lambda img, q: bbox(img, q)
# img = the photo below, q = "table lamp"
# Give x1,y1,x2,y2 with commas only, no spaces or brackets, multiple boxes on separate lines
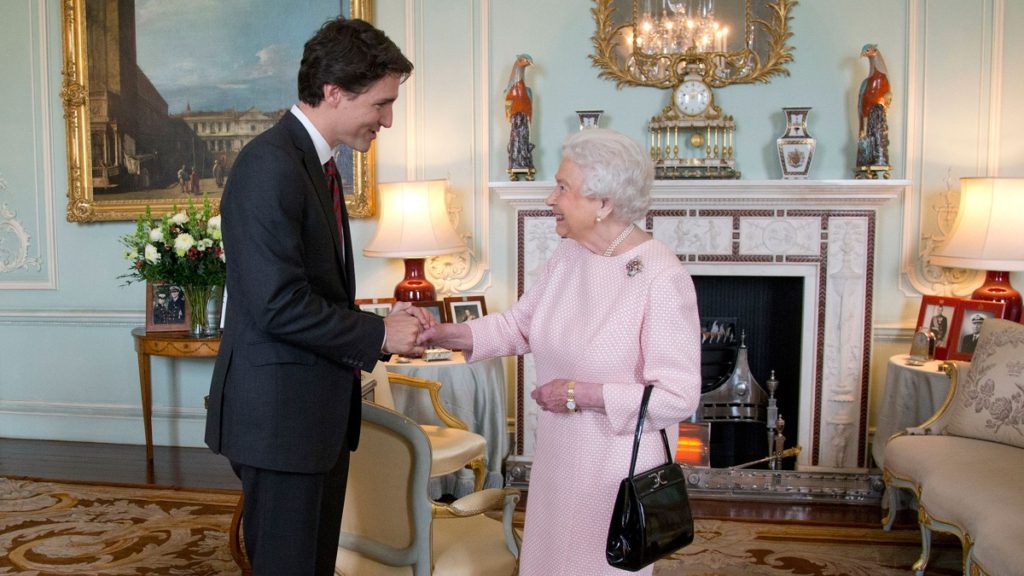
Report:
930,177,1024,321
363,179,466,302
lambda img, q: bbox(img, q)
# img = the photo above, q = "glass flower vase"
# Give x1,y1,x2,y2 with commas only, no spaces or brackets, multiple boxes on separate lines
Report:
182,284,223,337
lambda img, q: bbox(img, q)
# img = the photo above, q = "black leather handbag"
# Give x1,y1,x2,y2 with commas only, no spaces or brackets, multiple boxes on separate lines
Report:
606,385,694,571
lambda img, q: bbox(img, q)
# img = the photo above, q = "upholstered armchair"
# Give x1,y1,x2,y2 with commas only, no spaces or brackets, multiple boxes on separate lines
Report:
335,401,520,575
228,364,489,576
363,361,487,493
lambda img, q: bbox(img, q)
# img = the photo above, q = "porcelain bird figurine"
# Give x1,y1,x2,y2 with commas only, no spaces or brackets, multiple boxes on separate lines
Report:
856,43,892,178
504,53,535,180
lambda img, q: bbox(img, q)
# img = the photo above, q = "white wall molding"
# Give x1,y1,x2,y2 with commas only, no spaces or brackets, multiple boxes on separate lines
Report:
0,0,57,290
0,400,207,447
417,0,492,295
900,0,1003,298
0,309,142,327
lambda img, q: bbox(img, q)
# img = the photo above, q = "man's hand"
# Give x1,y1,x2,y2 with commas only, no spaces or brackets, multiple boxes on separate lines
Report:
382,302,435,356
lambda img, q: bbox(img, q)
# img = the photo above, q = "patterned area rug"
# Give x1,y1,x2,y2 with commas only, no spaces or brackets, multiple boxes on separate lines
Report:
2,477,961,575
0,477,240,575
653,517,962,576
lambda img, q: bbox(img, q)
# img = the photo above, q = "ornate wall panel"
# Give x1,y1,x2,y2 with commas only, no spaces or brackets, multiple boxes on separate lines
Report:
0,0,55,289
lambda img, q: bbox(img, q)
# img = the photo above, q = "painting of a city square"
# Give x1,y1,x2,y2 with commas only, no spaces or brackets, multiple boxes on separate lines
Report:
85,0,350,202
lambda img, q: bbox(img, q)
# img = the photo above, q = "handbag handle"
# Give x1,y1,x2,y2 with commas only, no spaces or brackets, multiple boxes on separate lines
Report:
626,384,674,480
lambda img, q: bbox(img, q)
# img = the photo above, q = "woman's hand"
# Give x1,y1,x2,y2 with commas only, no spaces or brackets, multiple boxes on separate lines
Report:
531,379,605,414
418,322,473,351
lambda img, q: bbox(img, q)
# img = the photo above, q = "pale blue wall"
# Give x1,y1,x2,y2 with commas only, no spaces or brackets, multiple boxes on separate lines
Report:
1,0,1020,448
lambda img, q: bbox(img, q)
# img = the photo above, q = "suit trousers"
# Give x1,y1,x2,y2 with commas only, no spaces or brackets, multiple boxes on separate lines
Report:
232,439,351,576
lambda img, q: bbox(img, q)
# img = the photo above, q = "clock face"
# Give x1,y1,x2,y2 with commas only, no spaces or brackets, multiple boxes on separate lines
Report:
674,80,711,116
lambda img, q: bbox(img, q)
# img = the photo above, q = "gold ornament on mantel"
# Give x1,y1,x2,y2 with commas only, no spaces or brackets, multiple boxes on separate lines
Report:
588,0,801,180
649,62,739,179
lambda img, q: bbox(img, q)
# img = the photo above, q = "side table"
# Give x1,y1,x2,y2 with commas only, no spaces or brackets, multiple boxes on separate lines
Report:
131,327,220,461
871,353,952,469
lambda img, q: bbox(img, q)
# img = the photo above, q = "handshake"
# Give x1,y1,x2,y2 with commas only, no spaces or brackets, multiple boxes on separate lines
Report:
381,301,472,357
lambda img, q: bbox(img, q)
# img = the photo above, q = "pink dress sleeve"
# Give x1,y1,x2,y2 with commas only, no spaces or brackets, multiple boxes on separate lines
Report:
601,261,702,435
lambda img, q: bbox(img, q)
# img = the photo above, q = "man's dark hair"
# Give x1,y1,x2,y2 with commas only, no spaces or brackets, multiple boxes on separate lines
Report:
297,17,413,105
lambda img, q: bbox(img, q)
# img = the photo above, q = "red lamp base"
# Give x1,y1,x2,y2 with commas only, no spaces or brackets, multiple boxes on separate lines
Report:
972,270,1022,322
394,258,437,302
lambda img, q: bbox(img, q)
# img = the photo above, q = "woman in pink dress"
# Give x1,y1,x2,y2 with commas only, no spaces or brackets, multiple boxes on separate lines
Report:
422,128,701,575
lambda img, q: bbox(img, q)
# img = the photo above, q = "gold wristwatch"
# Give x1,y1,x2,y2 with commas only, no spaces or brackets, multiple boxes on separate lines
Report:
566,380,577,412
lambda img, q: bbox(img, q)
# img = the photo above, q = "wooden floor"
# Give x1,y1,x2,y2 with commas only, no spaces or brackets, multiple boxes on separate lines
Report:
0,437,906,527
0,438,240,492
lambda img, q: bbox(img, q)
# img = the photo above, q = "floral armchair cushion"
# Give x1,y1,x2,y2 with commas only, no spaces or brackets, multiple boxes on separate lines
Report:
946,318,1024,449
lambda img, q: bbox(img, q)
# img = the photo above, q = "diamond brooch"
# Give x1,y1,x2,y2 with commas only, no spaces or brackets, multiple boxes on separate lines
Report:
626,257,643,277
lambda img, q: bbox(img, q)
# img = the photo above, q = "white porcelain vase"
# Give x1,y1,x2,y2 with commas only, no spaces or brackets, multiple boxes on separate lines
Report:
777,107,816,179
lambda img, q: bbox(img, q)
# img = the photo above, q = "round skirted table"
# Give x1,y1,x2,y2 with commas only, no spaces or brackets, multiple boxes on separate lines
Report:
872,354,952,469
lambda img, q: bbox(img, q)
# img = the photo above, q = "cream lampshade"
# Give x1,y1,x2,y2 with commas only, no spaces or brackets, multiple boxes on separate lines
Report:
930,177,1024,321
363,179,465,302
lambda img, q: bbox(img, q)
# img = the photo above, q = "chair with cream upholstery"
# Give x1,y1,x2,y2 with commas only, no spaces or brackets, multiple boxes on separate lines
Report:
362,361,487,493
228,364,489,576
335,400,520,575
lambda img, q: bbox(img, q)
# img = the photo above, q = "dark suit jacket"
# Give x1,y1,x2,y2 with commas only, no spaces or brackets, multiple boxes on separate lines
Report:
205,112,384,474
960,331,980,354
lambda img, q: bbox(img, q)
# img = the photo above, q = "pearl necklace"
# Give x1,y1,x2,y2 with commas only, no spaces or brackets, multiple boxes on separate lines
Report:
603,223,636,257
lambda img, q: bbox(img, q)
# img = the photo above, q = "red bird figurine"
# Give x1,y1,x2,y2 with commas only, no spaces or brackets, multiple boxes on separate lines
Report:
858,44,891,138
856,44,892,177
505,53,535,180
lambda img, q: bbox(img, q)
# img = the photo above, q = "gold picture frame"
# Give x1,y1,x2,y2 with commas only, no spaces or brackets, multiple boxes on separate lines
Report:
60,0,376,222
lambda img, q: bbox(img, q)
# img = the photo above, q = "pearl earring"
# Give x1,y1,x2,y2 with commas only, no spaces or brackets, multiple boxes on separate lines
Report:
596,215,603,223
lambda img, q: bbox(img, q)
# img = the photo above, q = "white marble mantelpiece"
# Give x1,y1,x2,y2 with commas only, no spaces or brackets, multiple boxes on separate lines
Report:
494,179,907,473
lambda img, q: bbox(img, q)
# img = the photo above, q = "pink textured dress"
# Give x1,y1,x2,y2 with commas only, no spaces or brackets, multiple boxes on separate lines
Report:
468,238,702,575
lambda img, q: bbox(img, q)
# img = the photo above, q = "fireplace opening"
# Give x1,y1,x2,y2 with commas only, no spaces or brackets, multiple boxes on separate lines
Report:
688,275,804,469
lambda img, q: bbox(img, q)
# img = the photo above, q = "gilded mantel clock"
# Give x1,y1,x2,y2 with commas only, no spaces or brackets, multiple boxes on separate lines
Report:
590,0,801,181
650,63,738,179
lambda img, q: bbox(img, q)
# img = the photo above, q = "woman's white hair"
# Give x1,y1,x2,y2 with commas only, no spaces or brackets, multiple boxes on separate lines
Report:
561,128,654,224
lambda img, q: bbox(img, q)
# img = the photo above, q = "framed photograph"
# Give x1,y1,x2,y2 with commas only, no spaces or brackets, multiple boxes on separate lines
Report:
444,296,487,324
60,0,376,222
915,295,960,360
145,282,190,332
356,297,396,318
413,300,446,324
948,299,1006,361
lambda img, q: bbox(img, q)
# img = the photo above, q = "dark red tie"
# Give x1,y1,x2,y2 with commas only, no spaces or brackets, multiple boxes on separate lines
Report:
324,158,345,250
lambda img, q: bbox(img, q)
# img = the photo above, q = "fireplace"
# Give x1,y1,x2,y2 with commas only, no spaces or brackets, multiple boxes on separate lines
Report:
693,275,804,468
494,179,905,499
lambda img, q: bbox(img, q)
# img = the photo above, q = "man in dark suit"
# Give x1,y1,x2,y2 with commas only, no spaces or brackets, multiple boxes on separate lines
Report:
204,17,426,575
959,313,985,353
